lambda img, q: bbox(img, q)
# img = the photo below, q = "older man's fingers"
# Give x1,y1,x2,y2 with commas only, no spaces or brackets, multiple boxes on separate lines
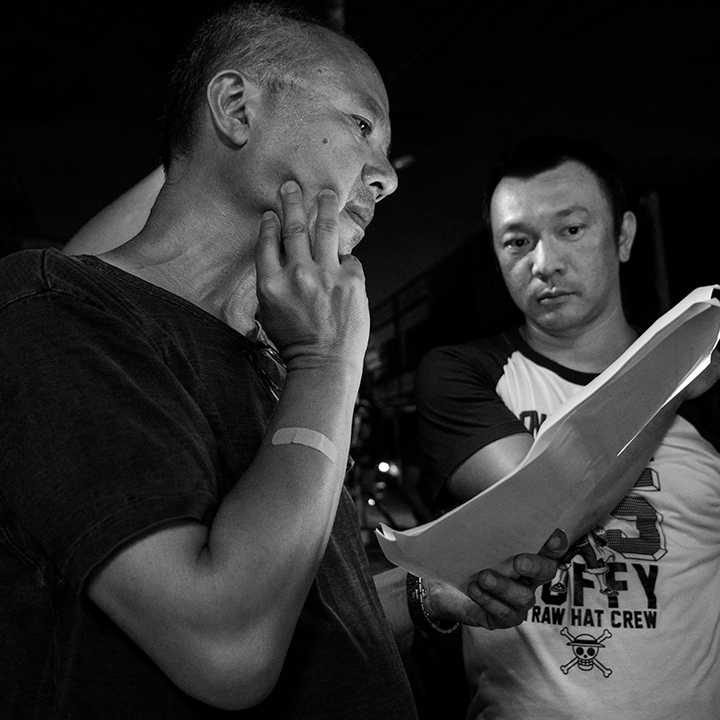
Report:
278,180,312,262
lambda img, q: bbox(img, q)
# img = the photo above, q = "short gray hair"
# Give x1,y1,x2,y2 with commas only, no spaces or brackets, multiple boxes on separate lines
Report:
158,1,347,169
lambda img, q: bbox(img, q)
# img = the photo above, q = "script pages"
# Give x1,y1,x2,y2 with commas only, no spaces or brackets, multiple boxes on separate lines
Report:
376,285,720,594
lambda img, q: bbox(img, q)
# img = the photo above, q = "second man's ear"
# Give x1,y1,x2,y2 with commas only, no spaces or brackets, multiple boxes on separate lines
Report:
618,210,637,263
206,70,262,148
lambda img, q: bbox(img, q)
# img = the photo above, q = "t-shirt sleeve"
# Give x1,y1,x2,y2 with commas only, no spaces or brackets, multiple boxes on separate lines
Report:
415,342,529,502
0,290,219,594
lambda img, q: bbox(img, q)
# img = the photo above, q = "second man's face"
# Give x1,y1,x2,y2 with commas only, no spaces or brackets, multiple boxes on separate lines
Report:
490,160,631,337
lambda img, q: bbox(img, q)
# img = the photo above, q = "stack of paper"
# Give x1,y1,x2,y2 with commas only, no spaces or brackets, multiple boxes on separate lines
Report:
376,286,720,594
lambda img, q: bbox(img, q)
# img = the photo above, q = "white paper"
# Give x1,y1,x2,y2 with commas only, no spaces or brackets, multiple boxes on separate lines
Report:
376,285,720,594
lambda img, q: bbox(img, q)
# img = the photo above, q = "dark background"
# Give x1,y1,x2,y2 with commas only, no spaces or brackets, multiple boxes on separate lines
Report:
3,1,719,311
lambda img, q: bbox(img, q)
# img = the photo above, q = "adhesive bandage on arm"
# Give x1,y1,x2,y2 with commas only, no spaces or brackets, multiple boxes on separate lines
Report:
271,427,338,463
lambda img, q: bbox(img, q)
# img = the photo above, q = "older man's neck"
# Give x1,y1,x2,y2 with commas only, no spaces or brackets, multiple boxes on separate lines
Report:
98,214,260,337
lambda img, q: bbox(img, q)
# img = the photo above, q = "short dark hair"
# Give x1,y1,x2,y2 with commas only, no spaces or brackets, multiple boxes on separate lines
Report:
158,1,343,170
482,134,628,237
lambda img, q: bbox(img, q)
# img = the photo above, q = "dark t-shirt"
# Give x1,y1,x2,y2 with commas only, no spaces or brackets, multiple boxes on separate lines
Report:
0,248,417,719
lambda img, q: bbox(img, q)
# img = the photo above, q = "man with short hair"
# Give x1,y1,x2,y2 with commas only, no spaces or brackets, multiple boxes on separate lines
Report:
416,134,720,719
0,4,558,718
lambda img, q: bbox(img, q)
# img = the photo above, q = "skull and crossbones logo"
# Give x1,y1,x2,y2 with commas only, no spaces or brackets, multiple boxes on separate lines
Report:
560,628,613,677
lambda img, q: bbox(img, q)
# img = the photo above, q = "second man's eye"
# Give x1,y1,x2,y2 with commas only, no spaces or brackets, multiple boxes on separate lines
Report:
503,236,529,251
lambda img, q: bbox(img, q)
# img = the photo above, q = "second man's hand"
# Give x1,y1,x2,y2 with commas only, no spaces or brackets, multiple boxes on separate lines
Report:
424,552,559,631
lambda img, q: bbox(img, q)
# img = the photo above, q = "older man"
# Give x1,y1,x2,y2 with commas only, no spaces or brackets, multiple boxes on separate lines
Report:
0,4,558,718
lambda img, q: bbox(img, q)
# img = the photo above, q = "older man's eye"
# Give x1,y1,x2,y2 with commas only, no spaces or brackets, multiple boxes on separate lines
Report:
353,116,372,138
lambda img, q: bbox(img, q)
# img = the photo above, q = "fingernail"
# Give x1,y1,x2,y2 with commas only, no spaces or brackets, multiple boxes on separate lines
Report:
318,188,336,198
551,529,568,552
517,557,532,574
281,180,299,194
262,210,276,222
481,573,498,590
